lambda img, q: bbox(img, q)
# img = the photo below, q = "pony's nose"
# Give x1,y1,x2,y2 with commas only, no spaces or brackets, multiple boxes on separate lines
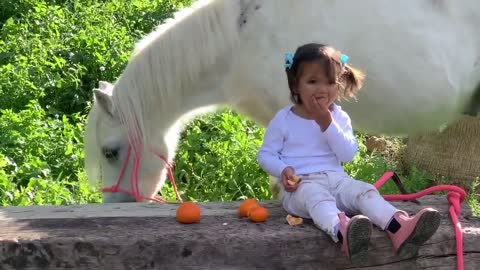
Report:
102,192,136,203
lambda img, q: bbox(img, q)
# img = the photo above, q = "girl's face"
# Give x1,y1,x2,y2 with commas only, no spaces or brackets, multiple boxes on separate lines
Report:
295,61,338,112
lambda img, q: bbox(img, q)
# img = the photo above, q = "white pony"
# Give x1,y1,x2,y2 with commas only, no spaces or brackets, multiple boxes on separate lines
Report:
85,0,480,203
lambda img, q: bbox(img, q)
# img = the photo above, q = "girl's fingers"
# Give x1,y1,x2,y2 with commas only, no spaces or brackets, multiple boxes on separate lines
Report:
312,96,329,115
282,176,291,190
312,96,322,110
289,183,299,192
281,167,299,192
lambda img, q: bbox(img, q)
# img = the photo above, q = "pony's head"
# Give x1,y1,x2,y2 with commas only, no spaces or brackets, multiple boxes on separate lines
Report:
84,81,167,203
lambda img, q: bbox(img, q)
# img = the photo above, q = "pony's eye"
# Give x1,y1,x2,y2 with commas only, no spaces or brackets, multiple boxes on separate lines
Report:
102,147,119,161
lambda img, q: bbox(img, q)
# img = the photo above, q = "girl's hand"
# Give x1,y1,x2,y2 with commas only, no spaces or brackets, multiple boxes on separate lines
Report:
281,167,301,192
310,95,332,131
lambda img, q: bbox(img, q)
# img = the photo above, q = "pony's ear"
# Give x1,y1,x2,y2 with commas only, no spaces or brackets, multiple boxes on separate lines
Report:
98,81,114,92
93,86,115,117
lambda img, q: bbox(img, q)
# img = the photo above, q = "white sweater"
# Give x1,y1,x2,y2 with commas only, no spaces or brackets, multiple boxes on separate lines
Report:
257,103,358,178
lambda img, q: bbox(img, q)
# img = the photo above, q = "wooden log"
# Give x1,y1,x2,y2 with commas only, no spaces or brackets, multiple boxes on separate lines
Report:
0,195,478,270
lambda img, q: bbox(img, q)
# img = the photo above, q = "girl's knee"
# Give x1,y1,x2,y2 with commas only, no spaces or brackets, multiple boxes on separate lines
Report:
337,181,379,211
350,180,379,198
358,188,380,199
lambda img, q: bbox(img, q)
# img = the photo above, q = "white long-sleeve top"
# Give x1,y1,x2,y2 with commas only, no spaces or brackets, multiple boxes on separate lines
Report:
257,103,358,178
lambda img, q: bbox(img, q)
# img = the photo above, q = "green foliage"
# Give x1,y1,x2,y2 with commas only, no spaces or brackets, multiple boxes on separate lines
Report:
0,0,192,115
0,0,65,28
166,109,269,202
467,178,480,216
0,101,101,205
0,101,83,183
0,169,101,206
344,137,434,195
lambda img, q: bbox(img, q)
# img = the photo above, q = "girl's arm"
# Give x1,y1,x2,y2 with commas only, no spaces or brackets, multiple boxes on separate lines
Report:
257,115,288,178
322,110,358,162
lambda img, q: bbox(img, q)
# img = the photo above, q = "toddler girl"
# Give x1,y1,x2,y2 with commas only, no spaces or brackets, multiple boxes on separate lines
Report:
257,43,440,263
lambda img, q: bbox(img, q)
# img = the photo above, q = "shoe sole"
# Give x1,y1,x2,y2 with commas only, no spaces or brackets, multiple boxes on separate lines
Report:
397,209,441,258
347,216,372,264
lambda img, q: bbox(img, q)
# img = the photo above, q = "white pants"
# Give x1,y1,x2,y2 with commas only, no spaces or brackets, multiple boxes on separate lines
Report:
280,171,398,242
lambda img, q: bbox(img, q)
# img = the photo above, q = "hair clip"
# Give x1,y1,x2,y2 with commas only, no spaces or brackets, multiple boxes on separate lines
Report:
340,54,349,65
285,52,294,69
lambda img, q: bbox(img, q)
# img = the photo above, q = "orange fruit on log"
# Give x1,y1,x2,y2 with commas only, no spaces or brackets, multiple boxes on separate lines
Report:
239,198,258,217
246,205,259,217
249,206,269,223
176,201,201,224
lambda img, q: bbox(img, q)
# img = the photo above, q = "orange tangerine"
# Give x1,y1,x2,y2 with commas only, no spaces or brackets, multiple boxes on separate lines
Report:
239,198,258,217
249,206,269,223
176,201,201,224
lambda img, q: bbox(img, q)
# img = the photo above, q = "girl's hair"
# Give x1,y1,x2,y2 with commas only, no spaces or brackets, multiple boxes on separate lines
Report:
285,43,366,104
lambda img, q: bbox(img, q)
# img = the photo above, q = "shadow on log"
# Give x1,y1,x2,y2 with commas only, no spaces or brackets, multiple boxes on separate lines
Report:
0,195,478,270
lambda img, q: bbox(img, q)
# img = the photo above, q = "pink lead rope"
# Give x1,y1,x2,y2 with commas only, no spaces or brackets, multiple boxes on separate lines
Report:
375,171,466,270
101,145,183,203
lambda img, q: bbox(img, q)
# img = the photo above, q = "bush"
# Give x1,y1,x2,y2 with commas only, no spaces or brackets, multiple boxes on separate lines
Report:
0,101,84,183
0,0,192,115
0,100,100,205
0,0,66,28
343,136,434,195
167,109,269,202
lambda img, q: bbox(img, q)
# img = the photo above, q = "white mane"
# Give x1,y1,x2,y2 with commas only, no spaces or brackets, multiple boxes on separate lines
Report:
111,0,239,149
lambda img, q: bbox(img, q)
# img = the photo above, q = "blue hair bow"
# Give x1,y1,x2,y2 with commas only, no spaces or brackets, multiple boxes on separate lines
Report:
340,54,349,65
285,52,294,69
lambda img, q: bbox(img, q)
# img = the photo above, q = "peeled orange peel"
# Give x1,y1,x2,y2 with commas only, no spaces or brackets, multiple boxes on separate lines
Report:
287,175,300,186
286,214,303,226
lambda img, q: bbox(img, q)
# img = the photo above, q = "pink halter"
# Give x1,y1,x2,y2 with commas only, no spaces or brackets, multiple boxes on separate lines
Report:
101,144,183,203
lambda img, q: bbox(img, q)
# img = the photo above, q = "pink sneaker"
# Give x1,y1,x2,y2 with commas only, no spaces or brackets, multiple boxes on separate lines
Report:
386,208,441,257
338,212,372,264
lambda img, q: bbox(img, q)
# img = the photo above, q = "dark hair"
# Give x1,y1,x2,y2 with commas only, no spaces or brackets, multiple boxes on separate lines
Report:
285,43,366,104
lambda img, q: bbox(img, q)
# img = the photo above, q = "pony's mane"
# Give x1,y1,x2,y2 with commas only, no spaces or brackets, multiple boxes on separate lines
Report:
111,0,239,150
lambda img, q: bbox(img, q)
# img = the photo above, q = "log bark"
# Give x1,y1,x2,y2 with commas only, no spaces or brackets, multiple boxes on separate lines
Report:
0,195,478,270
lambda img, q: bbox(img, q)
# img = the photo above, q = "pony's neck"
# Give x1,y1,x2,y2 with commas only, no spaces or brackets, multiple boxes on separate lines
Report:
111,0,240,152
